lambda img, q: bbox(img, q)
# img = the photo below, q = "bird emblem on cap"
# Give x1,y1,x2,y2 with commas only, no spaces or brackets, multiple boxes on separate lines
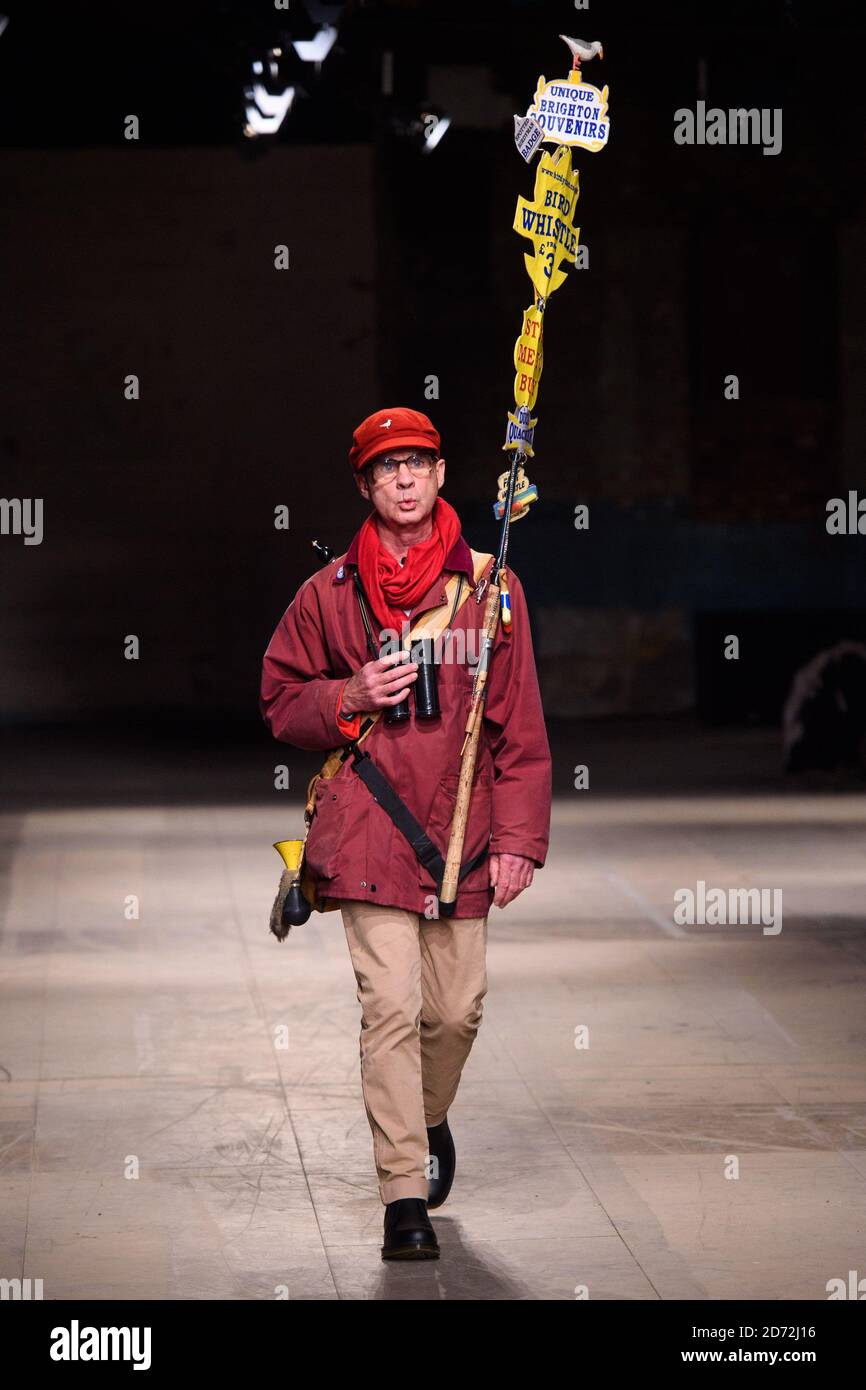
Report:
380,417,392,428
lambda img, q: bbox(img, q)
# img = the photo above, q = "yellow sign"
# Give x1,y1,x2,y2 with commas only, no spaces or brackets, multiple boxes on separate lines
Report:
510,144,580,409
497,45,610,520
513,145,580,303
512,303,544,408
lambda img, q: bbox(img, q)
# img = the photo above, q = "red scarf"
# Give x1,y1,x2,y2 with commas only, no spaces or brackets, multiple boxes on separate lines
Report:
357,495,462,636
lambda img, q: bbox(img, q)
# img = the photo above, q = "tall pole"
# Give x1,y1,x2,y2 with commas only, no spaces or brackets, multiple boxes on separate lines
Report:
437,35,611,918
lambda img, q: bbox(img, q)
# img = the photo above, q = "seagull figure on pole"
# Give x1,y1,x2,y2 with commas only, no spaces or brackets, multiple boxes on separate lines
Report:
559,35,604,71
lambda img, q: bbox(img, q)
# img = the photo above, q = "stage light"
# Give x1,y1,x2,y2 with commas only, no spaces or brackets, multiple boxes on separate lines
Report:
423,112,450,153
292,24,338,67
243,84,295,136
388,105,451,155
242,43,296,139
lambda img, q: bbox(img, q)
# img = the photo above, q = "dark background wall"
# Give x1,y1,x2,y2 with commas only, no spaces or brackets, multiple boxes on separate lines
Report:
0,144,377,721
2,0,865,730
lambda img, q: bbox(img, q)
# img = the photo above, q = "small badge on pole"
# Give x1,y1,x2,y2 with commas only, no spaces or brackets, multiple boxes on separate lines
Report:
493,461,538,524
513,113,545,163
503,404,538,457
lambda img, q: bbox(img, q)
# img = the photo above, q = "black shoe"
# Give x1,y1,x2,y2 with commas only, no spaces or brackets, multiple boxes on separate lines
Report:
426,1115,456,1210
381,1197,440,1260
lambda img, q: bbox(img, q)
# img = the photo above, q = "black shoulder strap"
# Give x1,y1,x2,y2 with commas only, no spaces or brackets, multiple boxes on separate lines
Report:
349,746,488,889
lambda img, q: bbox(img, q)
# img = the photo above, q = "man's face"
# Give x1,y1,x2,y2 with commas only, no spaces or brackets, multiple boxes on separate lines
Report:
356,447,446,528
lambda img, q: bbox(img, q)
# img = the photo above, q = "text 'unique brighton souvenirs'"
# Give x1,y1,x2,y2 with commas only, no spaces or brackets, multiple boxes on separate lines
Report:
522,35,610,154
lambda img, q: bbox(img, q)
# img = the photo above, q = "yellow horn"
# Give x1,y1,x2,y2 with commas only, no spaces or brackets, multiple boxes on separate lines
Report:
271,839,313,932
273,839,305,873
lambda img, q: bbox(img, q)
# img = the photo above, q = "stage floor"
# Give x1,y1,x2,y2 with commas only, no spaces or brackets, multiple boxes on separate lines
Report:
1,720,865,1300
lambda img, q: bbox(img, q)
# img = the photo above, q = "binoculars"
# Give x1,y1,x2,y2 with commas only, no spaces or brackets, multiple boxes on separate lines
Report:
310,540,442,725
383,637,440,723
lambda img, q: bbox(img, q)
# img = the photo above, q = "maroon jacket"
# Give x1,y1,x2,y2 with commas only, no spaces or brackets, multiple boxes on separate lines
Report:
259,524,551,918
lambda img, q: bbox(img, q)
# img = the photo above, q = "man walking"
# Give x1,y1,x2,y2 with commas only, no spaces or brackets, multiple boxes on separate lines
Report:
260,407,551,1260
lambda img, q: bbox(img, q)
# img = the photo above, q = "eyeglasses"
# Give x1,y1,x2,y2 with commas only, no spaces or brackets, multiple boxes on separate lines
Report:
368,453,437,483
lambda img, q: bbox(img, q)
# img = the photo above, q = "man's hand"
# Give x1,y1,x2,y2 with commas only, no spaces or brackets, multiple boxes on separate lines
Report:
489,851,535,909
341,649,418,715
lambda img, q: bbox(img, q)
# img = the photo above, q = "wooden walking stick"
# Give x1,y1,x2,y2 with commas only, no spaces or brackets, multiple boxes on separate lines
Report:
437,34,611,918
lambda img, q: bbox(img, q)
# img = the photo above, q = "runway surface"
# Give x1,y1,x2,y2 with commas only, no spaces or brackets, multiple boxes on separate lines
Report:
1,720,865,1300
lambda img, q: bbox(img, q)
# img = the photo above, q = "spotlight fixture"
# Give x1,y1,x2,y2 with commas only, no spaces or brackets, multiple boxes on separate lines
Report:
242,48,295,138
292,24,338,68
422,111,450,154
389,104,451,155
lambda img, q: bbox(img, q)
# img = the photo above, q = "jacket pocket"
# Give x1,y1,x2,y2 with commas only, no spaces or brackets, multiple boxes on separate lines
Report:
305,773,357,880
418,769,493,892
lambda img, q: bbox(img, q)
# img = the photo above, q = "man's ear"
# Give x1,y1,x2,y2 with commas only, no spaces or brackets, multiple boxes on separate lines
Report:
355,471,369,500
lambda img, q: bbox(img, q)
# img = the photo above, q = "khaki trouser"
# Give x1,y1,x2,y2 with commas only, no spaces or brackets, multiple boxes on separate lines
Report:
340,900,489,1205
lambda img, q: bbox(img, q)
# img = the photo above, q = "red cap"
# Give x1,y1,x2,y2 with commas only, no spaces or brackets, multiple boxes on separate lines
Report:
348,407,441,473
